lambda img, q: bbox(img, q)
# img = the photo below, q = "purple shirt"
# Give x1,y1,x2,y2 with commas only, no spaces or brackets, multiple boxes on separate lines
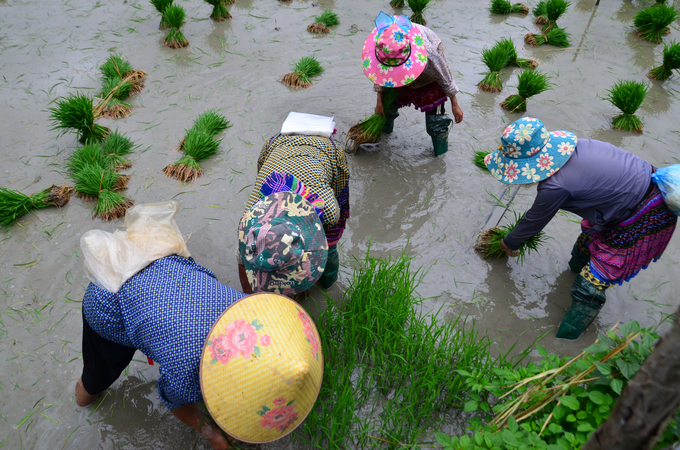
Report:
504,139,653,250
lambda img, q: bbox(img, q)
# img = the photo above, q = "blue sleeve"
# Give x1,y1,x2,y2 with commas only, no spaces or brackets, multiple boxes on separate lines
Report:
156,367,200,410
503,186,571,250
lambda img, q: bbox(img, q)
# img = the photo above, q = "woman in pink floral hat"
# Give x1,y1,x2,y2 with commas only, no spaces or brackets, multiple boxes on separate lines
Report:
361,11,464,156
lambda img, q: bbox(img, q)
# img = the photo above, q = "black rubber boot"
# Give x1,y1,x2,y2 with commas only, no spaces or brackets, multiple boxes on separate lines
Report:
556,275,607,340
317,245,339,289
425,113,452,157
383,110,399,134
568,234,591,274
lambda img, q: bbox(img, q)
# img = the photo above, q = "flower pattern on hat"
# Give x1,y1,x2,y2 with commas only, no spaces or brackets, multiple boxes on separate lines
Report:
208,318,267,365
257,398,299,433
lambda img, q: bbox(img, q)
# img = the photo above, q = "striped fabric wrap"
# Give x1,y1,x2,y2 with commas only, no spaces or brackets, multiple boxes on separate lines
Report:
260,172,325,223
585,185,677,285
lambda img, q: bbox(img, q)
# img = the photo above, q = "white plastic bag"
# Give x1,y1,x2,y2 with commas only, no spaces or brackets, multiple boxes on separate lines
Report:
80,201,191,293
280,112,335,138
652,165,680,215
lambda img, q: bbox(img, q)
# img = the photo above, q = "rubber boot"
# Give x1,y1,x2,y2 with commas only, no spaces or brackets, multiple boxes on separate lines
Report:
317,245,339,289
568,237,590,274
383,110,399,134
556,275,607,340
426,113,452,156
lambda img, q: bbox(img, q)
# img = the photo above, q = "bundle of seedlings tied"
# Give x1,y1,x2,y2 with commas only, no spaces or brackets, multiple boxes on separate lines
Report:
49,93,110,144
533,1,548,25
408,0,430,25
501,69,552,112
525,27,571,47
164,110,229,182
307,10,339,34
71,164,134,221
541,0,570,32
66,131,136,174
497,37,538,69
347,88,400,152
475,212,547,264
490,0,529,15
648,41,680,80
478,44,510,92
634,4,678,44
605,80,648,134
98,76,134,119
150,0,174,28
163,4,189,48
0,184,74,229
473,150,492,170
100,53,146,94
204,0,231,21
282,56,324,88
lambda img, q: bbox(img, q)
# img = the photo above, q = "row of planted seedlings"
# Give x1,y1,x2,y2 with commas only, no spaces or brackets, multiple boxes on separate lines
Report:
295,249,525,448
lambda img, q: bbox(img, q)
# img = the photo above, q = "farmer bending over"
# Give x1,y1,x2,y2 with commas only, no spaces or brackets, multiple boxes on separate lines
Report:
484,117,677,340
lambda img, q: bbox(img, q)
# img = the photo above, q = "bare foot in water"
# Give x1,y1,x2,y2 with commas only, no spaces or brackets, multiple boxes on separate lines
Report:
75,377,101,407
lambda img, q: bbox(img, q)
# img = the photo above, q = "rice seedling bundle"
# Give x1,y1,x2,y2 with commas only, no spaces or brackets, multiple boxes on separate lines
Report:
500,69,552,112
99,53,147,94
0,185,74,228
66,142,107,175
474,212,548,264
204,0,231,21
490,0,529,15
390,0,405,7
605,80,648,134
524,27,571,47
49,93,110,143
282,56,324,88
163,5,189,48
473,151,491,170
634,4,678,44
102,130,135,171
71,164,133,220
408,0,430,25
150,0,174,28
98,77,134,119
648,41,680,80
533,1,548,25
346,88,400,153
496,37,539,69
307,9,339,34
543,0,570,31
164,110,228,182
478,45,511,92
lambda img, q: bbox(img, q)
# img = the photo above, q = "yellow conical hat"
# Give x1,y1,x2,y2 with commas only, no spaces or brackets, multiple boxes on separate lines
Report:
199,293,323,443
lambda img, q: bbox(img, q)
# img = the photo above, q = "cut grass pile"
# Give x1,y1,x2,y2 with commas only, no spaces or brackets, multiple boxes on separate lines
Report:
605,80,648,133
478,44,511,92
475,212,548,264
282,56,324,88
307,10,339,34
0,185,74,229
500,69,552,112
150,0,173,28
490,0,529,15
204,0,231,21
49,93,110,144
295,249,523,448
648,41,680,80
163,109,230,182
163,4,189,48
408,0,430,25
634,4,678,44
525,27,571,47
346,88,400,153
496,37,538,69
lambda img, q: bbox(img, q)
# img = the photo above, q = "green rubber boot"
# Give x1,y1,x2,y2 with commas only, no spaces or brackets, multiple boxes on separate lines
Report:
426,114,452,156
556,275,607,340
317,245,339,289
383,110,399,134
568,235,591,273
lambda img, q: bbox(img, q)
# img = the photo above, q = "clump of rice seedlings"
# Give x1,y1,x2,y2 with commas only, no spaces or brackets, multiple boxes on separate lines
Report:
533,1,548,25
204,0,231,21
477,45,511,92
102,130,135,171
605,80,648,134
66,142,107,174
346,88,400,153
150,0,174,28
634,4,678,44
390,0,405,7
163,4,189,48
408,0,430,25
0,185,74,228
307,10,339,34
475,212,548,264
163,130,222,182
99,53,147,93
496,37,538,69
282,56,324,88
49,93,110,143
192,109,231,137
501,69,552,112
490,0,529,15
98,77,133,119
543,0,570,31
524,27,571,47
71,164,133,220
473,151,491,170
648,41,680,80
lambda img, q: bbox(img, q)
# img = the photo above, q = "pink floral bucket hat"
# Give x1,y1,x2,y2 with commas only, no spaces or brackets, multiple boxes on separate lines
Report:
361,12,427,88
484,117,578,185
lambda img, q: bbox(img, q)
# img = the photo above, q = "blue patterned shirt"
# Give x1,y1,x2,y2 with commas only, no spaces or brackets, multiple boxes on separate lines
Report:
82,255,245,409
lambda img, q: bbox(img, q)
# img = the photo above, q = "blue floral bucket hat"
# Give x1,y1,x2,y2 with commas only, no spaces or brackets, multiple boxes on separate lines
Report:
484,117,578,185
239,191,328,295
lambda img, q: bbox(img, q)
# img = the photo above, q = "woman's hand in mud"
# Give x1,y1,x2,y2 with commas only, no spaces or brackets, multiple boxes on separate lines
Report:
500,239,519,257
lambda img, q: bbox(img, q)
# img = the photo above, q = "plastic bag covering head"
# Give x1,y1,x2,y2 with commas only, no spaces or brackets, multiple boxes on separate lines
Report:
652,164,680,215
123,201,190,259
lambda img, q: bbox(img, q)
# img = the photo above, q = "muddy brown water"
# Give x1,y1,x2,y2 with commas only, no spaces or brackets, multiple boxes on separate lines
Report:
1,0,679,448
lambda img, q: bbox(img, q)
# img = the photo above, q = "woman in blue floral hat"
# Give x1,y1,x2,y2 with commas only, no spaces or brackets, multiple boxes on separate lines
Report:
484,117,677,340
360,11,464,156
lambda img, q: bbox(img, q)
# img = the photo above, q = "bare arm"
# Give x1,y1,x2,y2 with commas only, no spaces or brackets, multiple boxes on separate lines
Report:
171,403,233,450
449,94,463,124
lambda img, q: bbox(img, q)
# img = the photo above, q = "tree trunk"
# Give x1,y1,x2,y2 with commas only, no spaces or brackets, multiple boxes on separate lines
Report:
583,306,680,450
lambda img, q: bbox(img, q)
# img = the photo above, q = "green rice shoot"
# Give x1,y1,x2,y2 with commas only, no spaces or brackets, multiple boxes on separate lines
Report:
524,27,571,48
99,53,147,94
605,80,648,133
282,56,324,88
94,189,134,222
648,41,680,80
316,10,339,27
0,185,74,229
408,0,430,25
478,45,511,92
544,0,570,31
192,109,231,137
500,69,552,112
150,0,174,28
634,4,678,44
475,212,548,264
66,142,106,174
102,130,135,171
204,0,231,21
71,164,129,200
496,37,538,69
346,88,400,152
490,0,529,15
473,151,492,170
164,119,225,182
48,93,110,143
163,5,189,48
